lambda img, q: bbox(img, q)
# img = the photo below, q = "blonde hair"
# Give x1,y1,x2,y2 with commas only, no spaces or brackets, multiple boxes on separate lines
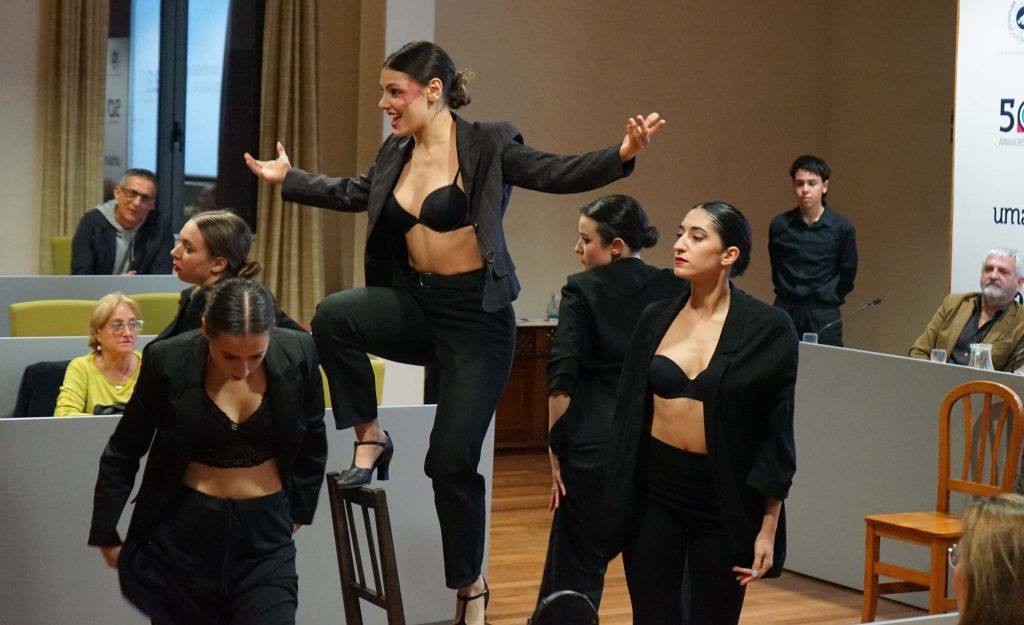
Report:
959,493,1024,625
88,292,142,353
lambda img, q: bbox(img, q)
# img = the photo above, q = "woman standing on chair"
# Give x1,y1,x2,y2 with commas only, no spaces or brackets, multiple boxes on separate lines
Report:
539,194,683,612
156,209,303,342
88,278,326,625
244,41,664,624
603,202,798,625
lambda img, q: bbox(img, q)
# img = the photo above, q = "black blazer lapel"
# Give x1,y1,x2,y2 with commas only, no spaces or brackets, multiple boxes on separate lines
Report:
454,115,482,203
264,336,302,442
366,135,414,235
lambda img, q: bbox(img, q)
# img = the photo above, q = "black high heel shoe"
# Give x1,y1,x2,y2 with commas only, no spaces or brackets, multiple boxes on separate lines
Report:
454,577,489,625
335,431,393,488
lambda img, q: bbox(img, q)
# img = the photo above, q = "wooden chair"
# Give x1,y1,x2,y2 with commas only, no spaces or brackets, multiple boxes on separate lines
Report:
861,380,1024,621
326,474,405,625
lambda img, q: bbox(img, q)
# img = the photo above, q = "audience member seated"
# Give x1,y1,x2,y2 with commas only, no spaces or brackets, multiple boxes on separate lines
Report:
156,209,302,342
54,293,143,416
909,248,1024,371
71,168,173,275
951,493,1024,624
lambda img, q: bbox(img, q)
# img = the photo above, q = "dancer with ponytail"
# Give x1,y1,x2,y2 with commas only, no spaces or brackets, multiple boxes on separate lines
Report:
245,40,665,624
158,210,302,341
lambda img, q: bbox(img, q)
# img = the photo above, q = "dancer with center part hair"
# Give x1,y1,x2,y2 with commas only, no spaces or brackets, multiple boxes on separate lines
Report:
88,279,326,625
538,194,684,613
244,40,665,624
604,202,797,624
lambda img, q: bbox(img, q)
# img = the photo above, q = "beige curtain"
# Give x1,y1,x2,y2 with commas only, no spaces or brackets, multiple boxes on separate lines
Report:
38,0,110,273
255,0,324,325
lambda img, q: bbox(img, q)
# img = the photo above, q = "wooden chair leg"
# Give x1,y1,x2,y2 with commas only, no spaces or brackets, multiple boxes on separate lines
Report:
862,525,880,623
928,541,949,614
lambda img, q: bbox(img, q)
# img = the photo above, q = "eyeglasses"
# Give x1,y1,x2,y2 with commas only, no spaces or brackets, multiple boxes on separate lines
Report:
119,187,156,203
108,319,144,333
947,543,960,568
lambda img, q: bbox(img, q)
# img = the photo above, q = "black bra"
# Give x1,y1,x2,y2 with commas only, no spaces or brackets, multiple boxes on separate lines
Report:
192,393,276,468
649,354,710,401
385,168,471,234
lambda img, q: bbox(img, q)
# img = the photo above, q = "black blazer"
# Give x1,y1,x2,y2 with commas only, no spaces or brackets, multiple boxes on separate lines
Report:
602,286,798,577
88,328,327,557
547,258,685,453
71,207,174,275
281,115,634,312
153,286,305,343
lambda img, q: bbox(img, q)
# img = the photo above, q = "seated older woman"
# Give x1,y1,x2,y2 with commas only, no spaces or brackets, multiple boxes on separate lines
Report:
54,293,143,416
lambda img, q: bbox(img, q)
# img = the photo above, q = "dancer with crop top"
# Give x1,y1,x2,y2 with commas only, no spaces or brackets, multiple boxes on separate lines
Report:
244,40,664,624
603,202,798,624
88,278,326,625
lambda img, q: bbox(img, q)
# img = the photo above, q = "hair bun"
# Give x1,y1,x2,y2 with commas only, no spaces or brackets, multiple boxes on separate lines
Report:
448,69,473,109
642,225,660,248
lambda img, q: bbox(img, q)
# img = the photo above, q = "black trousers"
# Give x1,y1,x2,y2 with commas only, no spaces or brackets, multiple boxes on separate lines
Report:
119,487,297,625
310,268,516,589
623,437,745,625
774,300,842,346
538,444,609,612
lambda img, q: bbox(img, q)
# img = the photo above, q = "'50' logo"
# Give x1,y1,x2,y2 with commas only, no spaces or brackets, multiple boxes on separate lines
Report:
1000,99,1024,132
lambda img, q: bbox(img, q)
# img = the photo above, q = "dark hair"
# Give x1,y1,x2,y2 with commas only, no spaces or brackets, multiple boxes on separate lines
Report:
203,278,276,337
191,210,261,280
120,168,157,188
383,41,471,109
789,155,831,183
690,201,752,277
580,194,658,252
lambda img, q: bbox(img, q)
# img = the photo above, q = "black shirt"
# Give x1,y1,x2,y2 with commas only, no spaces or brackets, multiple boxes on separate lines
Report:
951,296,1006,365
768,205,857,307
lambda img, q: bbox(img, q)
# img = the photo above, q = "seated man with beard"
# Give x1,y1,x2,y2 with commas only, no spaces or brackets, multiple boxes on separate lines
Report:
910,248,1024,371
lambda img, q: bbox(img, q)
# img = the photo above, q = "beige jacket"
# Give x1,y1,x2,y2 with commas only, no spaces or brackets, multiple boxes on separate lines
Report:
909,292,1024,371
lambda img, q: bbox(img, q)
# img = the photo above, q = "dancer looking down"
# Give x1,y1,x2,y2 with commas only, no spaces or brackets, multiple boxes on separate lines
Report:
245,40,664,625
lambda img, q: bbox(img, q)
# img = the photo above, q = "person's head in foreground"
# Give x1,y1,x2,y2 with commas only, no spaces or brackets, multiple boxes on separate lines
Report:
201,278,277,381
673,201,751,283
952,493,1024,625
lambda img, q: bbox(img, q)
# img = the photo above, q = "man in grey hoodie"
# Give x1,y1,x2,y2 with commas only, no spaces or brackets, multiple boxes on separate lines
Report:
71,169,173,275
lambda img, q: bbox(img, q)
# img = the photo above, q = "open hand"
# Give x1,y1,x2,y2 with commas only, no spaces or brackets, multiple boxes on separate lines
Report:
619,113,666,162
244,142,292,185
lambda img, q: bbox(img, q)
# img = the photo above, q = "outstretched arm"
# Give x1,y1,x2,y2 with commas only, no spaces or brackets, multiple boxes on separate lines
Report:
501,113,666,194
244,142,375,213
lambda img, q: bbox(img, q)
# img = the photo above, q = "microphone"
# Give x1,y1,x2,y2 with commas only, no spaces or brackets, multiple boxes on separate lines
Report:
818,298,882,334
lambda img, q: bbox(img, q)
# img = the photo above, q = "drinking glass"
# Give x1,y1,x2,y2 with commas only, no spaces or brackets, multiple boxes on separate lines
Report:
930,348,947,363
802,333,819,344
968,343,994,370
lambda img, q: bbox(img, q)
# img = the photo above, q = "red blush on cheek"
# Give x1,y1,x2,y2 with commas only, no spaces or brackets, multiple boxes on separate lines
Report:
400,84,422,106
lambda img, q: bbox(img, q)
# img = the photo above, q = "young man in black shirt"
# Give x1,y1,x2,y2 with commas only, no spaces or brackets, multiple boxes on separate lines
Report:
768,155,857,346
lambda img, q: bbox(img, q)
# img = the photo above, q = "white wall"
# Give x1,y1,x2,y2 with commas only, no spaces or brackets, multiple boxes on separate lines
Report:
0,0,44,275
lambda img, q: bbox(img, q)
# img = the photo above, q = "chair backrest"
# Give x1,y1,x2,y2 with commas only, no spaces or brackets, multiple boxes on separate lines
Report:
938,380,1024,512
9,300,97,337
128,292,180,335
50,236,73,275
325,475,405,625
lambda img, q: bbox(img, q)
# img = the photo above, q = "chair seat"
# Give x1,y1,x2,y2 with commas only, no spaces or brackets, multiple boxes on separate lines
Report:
865,511,962,540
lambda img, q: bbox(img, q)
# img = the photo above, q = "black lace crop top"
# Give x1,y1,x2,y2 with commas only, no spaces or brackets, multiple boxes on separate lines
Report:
192,393,276,468
384,168,471,233
649,354,711,401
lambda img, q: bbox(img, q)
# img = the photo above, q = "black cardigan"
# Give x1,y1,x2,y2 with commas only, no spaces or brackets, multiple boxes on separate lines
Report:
547,258,685,453
602,286,798,577
281,115,634,312
88,328,326,557
153,286,304,342
71,207,174,275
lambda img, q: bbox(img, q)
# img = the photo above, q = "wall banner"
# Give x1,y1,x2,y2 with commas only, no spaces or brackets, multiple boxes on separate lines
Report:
952,0,1024,290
